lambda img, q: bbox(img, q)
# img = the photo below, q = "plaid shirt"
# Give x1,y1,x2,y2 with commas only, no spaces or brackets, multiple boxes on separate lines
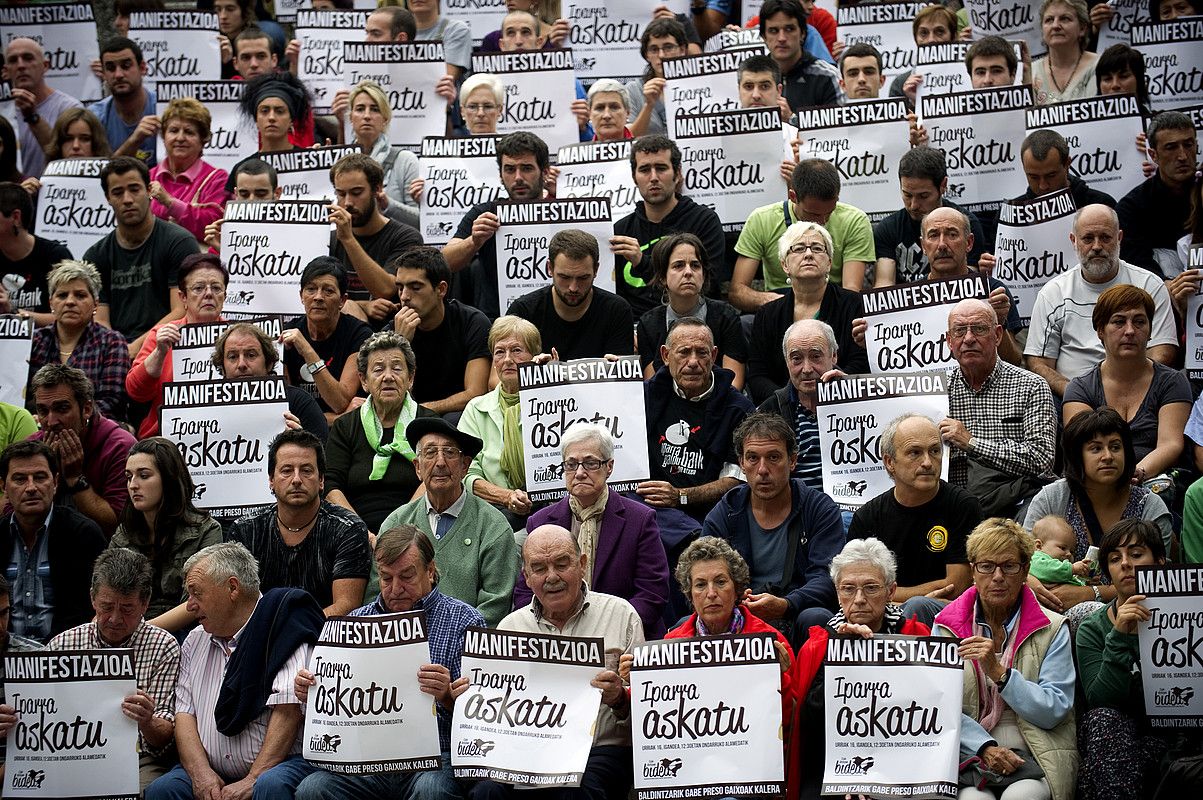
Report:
947,358,1057,488
47,620,180,757
350,587,484,751
29,322,131,420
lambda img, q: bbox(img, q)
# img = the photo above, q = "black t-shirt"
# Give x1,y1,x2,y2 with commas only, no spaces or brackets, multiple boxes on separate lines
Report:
0,236,72,313
646,391,735,489
410,299,491,404
846,481,980,588
637,299,747,373
85,219,199,340
872,201,987,284
285,384,330,441
329,219,423,302
507,286,634,361
282,314,373,413
453,201,502,318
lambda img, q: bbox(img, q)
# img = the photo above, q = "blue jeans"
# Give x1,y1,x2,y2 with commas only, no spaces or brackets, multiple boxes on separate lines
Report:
295,752,461,800
145,755,316,800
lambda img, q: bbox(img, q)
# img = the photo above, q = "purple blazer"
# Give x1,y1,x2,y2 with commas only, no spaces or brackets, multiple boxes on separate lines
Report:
516,492,670,639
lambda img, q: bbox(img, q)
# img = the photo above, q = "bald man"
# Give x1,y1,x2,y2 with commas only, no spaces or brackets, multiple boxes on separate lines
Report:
3,37,83,178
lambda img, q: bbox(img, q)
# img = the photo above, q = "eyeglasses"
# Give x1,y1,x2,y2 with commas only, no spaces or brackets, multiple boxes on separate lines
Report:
788,242,828,255
646,44,681,56
973,561,1024,576
562,458,609,473
186,282,226,296
420,446,463,461
949,323,993,339
836,583,886,598
464,103,499,114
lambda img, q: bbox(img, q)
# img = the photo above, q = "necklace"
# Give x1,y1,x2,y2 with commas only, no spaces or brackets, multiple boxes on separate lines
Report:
1049,50,1083,95
278,508,320,533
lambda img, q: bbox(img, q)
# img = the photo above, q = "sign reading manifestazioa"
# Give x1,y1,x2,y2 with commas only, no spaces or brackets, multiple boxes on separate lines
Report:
155,81,252,174
471,49,580,154
915,42,1024,95
33,157,112,256
661,48,758,141
262,144,360,202
836,1,928,85
127,11,221,87
220,200,333,316
861,274,991,373
0,3,102,102
557,141,639,222
564,0,689,81
1130,18,1203,112
1135,565,1203,728
518,357,649,503
173,317,284,383
342,41,448,148
419,136,504,246
993,189,1078,325
295,10,371,114
0,315,32,409
1183,246,1203,380
1026,95,1146,201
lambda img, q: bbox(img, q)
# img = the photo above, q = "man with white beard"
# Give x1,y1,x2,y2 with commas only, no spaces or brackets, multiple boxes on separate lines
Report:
1024,204,1178,398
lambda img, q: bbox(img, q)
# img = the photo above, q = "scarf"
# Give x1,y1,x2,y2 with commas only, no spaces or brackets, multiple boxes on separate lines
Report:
569,487,608,580
695,606,745,636
498,387,525,489
975,613,1021,732
361,394,417,480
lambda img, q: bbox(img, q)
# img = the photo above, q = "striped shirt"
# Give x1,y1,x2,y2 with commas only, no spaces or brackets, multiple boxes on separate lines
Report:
787,384,824,490
176,598,309,782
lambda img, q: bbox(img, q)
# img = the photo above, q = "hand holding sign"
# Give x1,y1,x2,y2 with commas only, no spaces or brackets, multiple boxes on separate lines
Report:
1113,593,1151,635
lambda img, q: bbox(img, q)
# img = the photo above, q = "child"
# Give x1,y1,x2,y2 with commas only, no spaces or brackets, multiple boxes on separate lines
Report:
1030,515,1090,586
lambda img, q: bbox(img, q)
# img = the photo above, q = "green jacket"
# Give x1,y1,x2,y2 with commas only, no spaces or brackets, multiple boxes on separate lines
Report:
110,513,224,619
1075,602,1146,718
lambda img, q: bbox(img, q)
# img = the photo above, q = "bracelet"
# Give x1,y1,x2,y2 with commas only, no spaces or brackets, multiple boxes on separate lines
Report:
1092,585,1102,602
307,360,327,376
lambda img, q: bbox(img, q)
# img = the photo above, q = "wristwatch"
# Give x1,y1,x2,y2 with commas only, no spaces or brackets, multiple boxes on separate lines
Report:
678,491,689,506
65,476,90,494
22,112,39,125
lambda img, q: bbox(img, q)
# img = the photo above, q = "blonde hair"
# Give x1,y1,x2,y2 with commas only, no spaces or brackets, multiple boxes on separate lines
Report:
349,80,393,124
161,98,212,142
487,315,541,354
966,517,1036,565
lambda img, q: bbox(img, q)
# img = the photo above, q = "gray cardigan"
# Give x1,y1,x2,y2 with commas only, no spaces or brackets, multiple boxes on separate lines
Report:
1023,478,1173,555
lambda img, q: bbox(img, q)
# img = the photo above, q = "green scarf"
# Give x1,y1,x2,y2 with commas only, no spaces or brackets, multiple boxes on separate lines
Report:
498,387,525,490
361,394,418,480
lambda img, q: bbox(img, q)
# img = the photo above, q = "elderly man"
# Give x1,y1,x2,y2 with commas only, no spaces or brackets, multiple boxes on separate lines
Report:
1025,204,1178,396
703,413,845,646
381,418,518,625
228,430,371,616
469,524,644,800
941,299,1056,515
846,413,979,627
145,542,324,800
293,525,485,800
517,423,670,638
3,37,82,178
47,548,180,788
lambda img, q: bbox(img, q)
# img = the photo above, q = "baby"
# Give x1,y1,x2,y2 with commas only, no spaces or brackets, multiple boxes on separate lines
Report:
1029,516,1090,586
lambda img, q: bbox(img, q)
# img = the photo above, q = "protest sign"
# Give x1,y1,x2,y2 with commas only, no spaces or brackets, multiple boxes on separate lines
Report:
296,10,371,114
1184,246,1203,380
661,48,758,138
445,0,508,42
127,11,221,89
419,136,504,246
0,81,18,173
262,144,359,201
343,42,448,147
160,377,290,520
33,157,112,256
796,100,911,218
220,200,332,316
817,373,950,510
962,0,1043,57
703,28,765,52
557,141,639,222
471,49,580,153
674,108,783,232
823,635,963,799
518,357,649,503
994,189,1078,325
861,274,991,373
0,3,101,103
452,626,605,785
493,197,614,312
303,612,442,773
173,317,284,383
836,2,927,85
155,81,252,174
920,86,1032,212
1184,104,1203,134
915,42,1024,95
2,649,139,799
564,0,689,81
1026,95,1147,201
1136,565,1203,728
1097,0,1150,51
1131,18,1203,111
630,634,784,799
0,316,31,408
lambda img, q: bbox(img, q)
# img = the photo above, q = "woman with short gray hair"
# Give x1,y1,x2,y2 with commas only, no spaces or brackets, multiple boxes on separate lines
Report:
587,79,633,141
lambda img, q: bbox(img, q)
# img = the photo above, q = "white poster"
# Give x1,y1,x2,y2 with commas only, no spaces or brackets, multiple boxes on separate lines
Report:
836,2,927,86
155,81,253,175
817,373,950,510
471,50,580,155
703,28,765,53
494,197,615,313
343,41,448,148
1186,103,1203,134
0,2,102,103
631,634,785,799
661,48,758,140
796,99,911,218
159,377,290,520
127,11,221,90
994,189,1078,325
304,612,443,773
444,0,508,42
173,317,284,383
564,0,689,81
33,157,112,257
915,42,1024,95
1183,246,1203,380
452,626,605,785
962,0,1043,57
861,274,991,373
557,141,639,223
1026,95,1147,201
518,357,649,503
0,315,31,408
823,635,963,799
674,108,783,232
296,9,371,114
418,135,504,246
220,201,332,317
1136,565,1203,728
262,144,359,202
0,81,19,173
1131,18,1203,112
1097,0,1150,51
2,649,139,799
920,86,1032,211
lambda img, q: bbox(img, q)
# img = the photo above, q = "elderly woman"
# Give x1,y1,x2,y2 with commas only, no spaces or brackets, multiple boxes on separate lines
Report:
935,518,1077,800
516,423,670,637
1031,0,1098,104
324,331,436,534
28,260,130,421
747,221,868,404
636,233,747,386
126,253,227,438
587,79,633,141
626,17,689,137
459,73,505,137
1064,285,1191,484
148,98,228,243
788,538,932,797
338,79,419,228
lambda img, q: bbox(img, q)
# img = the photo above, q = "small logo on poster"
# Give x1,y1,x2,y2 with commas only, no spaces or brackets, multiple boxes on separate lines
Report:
193,483,207,501
226,290,256,306
833,756,875,775
10,769,46,789
831,480,869,498
308,733,342,753
457,738,495,757
1154,687,1196,707
642,758,684,778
